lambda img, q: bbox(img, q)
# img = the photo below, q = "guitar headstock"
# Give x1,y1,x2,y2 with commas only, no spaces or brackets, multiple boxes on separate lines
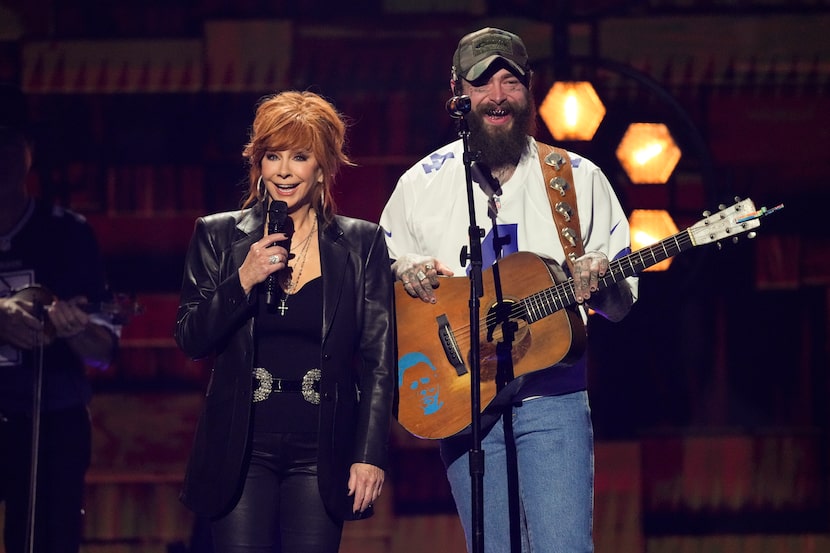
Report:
687,198,777,248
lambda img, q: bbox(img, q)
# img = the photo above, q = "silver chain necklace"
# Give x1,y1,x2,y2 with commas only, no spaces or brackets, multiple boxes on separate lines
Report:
277,214,317,316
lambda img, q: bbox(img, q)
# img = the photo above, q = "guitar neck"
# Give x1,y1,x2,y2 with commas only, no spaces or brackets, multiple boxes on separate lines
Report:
522,228,693,323
516,197,770,324
604,227,695,288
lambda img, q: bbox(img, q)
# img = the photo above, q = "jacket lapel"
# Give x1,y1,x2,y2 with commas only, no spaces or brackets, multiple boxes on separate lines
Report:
320,220,346,343
232,205,264,274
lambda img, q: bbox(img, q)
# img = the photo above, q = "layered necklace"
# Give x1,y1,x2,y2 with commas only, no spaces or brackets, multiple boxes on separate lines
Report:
277,212,317,316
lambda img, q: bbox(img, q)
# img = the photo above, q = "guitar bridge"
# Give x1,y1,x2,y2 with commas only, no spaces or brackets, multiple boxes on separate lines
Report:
437,314,467,376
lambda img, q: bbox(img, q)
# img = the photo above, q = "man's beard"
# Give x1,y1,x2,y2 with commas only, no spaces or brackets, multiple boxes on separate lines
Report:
467,97,537,170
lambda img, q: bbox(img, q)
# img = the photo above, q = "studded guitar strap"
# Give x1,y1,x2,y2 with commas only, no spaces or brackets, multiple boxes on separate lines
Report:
537,142,584,272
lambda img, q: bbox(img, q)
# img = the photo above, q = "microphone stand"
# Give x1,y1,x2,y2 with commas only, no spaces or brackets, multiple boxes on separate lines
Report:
449,93,523,552
479,188,522,553
447,94,486,553
25,299,46,553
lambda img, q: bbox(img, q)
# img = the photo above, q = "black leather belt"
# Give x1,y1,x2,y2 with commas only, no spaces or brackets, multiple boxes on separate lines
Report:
270,378,303,392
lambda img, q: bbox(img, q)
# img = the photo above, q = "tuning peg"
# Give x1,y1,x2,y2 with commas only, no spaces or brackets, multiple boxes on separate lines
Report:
716,242,723,250
732,237,740,244
718,204,726,210
734,196,742,202
702,210,711,217
747,232,757,239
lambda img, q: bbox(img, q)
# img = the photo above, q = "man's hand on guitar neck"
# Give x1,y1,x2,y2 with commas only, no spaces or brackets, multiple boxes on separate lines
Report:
571,252,609,304
572,251,634,322
392,253,454,304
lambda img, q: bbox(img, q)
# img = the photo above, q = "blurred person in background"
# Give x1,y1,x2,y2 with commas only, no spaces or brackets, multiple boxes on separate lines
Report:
0,84,119,553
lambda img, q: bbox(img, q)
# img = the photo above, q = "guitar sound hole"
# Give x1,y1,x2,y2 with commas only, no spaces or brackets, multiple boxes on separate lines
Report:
474,301,532,382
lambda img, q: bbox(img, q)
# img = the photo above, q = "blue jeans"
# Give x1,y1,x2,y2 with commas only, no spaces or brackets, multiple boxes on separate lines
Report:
440,391,594,553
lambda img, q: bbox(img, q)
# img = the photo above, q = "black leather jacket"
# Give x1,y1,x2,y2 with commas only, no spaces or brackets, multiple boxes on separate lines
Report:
175,203,395,520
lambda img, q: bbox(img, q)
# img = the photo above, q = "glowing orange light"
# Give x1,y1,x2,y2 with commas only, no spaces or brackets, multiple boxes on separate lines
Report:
616,123,681,184
539,81,606,141
629,209,679,271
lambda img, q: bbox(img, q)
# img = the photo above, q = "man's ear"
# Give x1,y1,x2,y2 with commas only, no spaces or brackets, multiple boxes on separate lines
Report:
450,66,463,96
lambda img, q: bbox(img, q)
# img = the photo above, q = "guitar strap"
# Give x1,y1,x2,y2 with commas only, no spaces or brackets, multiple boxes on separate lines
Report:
537,142,584,273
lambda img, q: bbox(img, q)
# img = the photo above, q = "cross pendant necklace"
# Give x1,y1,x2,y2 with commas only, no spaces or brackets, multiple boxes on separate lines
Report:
277,213,317,316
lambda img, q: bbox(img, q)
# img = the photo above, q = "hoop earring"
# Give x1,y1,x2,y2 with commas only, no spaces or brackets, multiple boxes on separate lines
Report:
257,176,265,199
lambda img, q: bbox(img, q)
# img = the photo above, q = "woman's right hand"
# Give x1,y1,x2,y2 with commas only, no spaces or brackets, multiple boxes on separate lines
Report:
237,233,290,295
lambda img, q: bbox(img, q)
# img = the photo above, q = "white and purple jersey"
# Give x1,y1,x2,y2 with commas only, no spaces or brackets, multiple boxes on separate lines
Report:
381,137,638,302
381,136,638,399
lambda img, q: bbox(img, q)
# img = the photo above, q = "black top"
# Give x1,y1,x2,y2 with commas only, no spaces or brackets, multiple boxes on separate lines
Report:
253,276,322,433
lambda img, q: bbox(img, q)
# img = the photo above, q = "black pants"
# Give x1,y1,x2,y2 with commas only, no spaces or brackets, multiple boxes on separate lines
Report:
211,432,343,553
0,405,91,553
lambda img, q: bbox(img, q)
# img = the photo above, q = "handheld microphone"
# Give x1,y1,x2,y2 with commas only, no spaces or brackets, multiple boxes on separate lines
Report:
265,200,293,306
445,95,471,118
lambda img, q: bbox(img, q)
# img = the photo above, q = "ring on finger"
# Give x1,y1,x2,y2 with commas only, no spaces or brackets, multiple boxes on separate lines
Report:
425,263,434,271
269,254,280,265
416,270,427,281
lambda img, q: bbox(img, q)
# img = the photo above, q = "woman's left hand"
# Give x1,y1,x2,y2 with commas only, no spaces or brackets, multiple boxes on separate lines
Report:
348,462,385,514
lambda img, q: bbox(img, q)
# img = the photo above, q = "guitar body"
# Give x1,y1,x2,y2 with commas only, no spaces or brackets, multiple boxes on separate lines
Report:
395,252,586,439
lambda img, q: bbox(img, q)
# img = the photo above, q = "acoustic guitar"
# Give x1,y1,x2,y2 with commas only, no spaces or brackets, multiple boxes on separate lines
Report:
394,198,777,439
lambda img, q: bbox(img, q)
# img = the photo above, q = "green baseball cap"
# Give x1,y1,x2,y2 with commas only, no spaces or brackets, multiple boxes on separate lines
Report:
452,27,529,83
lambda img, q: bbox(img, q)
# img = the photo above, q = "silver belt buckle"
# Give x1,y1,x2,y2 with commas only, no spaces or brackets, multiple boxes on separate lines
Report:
302,368,322,405
252,367,321,404
252,367,272,403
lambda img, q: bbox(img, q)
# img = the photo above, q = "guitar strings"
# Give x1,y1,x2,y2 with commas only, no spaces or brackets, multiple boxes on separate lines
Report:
447,230,695,354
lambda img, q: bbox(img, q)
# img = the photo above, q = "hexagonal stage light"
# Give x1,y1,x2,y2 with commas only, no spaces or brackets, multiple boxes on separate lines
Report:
629,209,679,271
539,81,606,141
616,123,681,184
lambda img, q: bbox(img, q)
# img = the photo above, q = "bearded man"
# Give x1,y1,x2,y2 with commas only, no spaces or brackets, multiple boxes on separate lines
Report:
380,27,638,553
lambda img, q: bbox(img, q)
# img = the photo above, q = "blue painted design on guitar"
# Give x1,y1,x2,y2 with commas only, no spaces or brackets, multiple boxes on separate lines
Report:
398,352,444,415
